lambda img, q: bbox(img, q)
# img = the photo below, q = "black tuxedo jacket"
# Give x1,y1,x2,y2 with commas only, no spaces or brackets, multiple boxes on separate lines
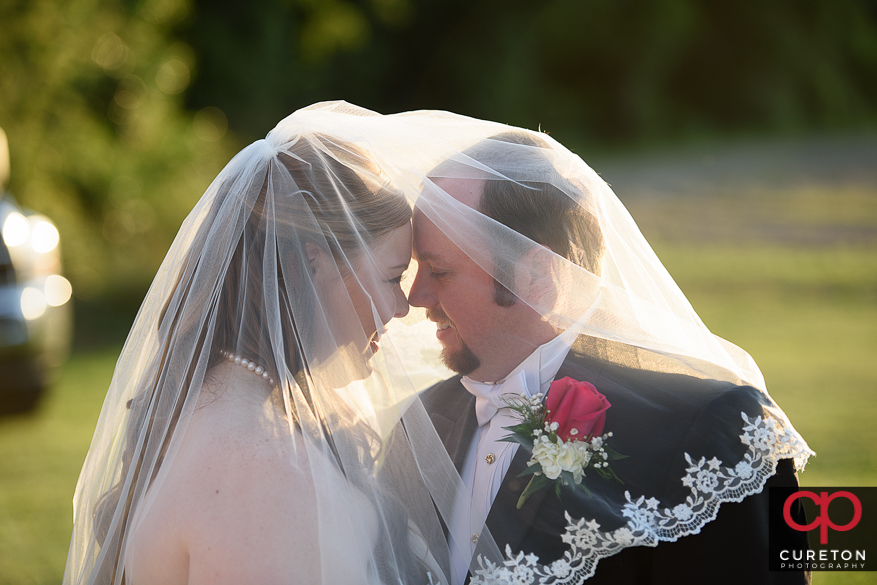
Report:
420,336,811,584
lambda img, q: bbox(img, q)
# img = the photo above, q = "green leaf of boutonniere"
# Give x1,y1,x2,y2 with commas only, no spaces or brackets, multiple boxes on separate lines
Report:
516,474,551,509
604,446,629,460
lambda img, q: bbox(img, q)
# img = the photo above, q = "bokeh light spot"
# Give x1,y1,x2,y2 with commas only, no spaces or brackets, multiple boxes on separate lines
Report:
115,76,147,110
45,275,73,307
31,220,60,253
92,34,129,71
2,212,29,247
156,58,191,94
21,287,47,320
193,107,228,142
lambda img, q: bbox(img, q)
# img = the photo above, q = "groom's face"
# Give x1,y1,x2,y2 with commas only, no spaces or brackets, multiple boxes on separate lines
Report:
409,178,549,382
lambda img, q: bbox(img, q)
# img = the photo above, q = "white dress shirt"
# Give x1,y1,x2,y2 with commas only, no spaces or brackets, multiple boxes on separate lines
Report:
449,330,577,584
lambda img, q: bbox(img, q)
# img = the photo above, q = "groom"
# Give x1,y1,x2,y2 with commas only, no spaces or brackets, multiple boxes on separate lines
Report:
410,133,811,584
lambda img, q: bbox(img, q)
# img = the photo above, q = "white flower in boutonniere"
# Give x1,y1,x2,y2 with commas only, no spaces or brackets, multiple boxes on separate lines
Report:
531,435,591,482
501,377,627,509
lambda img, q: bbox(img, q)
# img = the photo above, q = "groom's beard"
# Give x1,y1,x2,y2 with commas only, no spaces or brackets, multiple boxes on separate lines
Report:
426,307,480,375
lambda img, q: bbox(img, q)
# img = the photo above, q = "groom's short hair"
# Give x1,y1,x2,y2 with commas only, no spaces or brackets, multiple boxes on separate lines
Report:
433,131,605,306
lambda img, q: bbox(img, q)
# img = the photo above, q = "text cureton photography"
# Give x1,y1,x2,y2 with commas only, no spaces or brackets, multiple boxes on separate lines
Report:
778,548,866,570
770,487,876,572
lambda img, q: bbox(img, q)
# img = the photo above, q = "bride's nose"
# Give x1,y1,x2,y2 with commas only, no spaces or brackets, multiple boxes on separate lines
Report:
394,287,410,319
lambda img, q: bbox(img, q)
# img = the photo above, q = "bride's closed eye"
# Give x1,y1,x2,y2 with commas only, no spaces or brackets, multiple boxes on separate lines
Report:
387,272,406,286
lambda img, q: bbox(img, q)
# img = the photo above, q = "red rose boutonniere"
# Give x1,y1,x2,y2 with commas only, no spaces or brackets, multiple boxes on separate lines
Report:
501,377,626,509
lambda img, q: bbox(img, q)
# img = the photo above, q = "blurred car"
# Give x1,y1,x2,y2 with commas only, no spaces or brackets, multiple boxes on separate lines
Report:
1,129,73,412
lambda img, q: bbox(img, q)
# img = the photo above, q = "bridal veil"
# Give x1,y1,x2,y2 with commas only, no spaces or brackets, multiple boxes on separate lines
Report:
65,101,811,584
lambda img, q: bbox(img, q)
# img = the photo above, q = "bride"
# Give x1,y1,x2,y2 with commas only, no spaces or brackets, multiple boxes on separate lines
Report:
63,106,468,585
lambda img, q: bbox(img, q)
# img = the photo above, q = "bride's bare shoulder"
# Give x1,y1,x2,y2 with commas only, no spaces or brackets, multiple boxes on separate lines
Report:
129,368,323,584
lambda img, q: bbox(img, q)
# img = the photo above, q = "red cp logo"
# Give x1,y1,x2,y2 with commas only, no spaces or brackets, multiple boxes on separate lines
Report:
783,490,862,544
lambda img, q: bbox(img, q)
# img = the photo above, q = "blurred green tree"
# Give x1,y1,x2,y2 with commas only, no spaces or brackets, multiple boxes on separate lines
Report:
177,0,417,141
0,0,236,321
179,0,877,145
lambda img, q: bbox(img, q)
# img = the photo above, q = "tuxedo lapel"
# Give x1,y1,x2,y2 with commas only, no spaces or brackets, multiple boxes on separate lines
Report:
422,377,479,473
447,395,478,473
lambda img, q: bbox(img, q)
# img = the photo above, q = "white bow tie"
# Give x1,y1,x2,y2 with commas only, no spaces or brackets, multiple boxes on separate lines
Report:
463,371,530,426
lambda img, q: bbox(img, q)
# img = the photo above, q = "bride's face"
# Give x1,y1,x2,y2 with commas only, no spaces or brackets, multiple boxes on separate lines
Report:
341,222,412,362
309,222,411,384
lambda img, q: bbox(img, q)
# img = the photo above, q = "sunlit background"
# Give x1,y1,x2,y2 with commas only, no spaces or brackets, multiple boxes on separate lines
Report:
1,0,875,583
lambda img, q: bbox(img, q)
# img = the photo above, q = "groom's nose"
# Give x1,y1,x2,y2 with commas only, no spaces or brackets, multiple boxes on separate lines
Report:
407,262,435,309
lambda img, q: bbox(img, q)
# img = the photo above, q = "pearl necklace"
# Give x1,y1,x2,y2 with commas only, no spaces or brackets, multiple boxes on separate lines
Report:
219,350,276,385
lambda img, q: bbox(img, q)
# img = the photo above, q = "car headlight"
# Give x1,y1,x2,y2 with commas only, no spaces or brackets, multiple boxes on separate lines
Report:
2,212,29,247
3,213,61,254
31,220,60,253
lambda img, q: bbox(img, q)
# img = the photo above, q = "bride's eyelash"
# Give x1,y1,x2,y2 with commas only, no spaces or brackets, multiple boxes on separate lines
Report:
388,270,407,285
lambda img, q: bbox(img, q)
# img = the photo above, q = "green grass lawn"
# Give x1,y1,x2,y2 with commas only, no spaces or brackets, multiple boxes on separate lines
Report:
0,347,117,584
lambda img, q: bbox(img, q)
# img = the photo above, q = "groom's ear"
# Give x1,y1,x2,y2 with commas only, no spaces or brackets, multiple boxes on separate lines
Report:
513,244,558,310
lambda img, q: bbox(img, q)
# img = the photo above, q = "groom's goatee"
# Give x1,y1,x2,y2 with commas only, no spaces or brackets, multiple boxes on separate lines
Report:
442,342,480,375
426,307,480,375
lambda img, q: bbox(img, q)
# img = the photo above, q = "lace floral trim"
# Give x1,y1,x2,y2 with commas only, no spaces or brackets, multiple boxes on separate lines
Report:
469,412,813,584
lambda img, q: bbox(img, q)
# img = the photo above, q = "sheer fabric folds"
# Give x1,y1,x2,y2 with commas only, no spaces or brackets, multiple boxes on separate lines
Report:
65,102,810,585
